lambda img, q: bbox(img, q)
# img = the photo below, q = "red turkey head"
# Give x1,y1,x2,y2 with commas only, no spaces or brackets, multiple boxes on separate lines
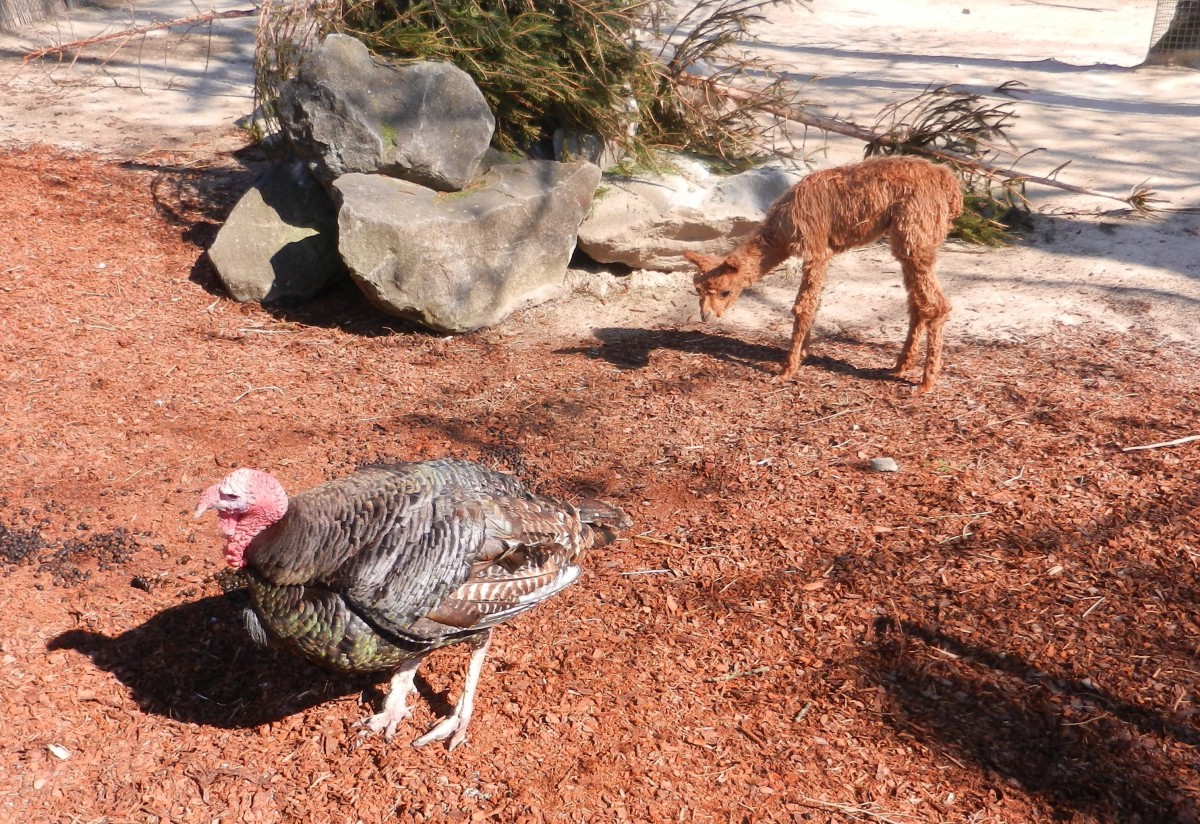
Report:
195,468,289,568
684,250,746,322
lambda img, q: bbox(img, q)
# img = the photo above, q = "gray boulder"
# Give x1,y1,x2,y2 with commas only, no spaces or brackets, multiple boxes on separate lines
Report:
207,159,345,304
334,160,602,333
278,34,495,192
576,156,801,271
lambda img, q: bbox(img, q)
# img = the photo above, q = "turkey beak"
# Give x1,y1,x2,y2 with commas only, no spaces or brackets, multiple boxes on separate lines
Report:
195,484,221,519
195,483,251,517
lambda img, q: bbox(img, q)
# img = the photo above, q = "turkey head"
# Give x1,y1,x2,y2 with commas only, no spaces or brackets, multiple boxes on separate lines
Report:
195,468,288,568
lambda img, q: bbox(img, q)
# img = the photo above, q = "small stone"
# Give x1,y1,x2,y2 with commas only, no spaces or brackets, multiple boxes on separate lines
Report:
868,457,900,473
47,744,70,761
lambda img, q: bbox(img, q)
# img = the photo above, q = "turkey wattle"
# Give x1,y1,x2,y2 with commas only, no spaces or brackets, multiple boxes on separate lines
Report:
195,458,630,750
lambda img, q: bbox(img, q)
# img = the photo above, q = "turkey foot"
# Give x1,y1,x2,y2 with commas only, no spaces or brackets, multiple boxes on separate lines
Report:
413,632,491,751
357,659,420,742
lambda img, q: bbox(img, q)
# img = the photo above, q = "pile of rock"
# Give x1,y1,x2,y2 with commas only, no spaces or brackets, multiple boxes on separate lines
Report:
208,33,799,333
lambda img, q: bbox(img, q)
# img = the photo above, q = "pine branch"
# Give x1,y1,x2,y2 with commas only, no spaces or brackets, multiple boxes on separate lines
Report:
674,72,1159,212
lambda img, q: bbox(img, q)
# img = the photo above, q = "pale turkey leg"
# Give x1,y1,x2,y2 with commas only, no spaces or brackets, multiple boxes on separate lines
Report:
413,631,492,750
358,656,422,741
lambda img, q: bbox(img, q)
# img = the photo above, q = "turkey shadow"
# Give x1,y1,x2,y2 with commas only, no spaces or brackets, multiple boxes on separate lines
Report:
557,326,909,385
47,591,452,729
862,619,1200,822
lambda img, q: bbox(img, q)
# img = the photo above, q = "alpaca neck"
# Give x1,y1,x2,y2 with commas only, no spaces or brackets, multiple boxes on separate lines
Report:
733,233,789,287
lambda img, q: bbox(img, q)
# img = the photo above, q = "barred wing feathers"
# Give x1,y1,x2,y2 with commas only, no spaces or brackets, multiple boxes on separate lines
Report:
245,460,607,659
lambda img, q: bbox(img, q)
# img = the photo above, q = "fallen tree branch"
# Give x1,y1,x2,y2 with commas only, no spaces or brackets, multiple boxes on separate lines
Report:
24,8,260,62
675,72,1156,210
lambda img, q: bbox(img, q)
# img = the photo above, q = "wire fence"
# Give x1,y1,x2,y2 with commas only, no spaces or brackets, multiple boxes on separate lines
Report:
1146,0,1200,66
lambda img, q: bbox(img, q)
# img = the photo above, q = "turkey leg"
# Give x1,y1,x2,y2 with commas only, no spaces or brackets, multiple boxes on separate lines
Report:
413,630,493,751
358,655,422,741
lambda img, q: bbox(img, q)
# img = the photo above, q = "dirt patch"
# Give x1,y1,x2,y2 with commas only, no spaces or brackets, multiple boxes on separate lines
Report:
1,145,1199,823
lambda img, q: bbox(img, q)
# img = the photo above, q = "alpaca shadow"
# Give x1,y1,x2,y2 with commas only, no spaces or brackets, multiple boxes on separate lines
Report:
47,591,453,729
864,620,1200,822
558,326,910,386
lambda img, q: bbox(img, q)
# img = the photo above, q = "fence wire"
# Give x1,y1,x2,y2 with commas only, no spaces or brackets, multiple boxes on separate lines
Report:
1146,0,1200,66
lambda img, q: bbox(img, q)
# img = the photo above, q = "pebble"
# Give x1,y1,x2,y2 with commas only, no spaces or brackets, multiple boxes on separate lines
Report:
47,744,70,761
868,457,899,473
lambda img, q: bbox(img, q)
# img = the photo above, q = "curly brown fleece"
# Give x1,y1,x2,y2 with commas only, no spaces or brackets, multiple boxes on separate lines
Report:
686,155,964,394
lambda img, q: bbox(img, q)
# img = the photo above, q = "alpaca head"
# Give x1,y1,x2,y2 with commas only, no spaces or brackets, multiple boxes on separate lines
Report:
684,250,749,321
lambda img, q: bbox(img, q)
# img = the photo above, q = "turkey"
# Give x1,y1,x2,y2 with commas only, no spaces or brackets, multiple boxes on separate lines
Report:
195,458,630,750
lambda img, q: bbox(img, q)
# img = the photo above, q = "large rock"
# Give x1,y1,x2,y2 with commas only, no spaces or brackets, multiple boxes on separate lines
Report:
278,34,495,192
334,160,602,333
207,159,345,304
576,156,800,271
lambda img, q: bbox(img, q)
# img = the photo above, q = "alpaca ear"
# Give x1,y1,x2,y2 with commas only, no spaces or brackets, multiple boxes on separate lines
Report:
684,250,725,274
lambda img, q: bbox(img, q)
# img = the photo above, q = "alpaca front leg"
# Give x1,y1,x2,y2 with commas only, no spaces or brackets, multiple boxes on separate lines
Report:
916,308,950,394
778,258,829,380
892,305,926,379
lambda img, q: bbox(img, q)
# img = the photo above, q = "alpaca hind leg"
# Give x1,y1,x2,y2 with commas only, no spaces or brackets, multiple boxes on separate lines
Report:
917,301,951,394
779,257,829,380
905,253,951,394
889,247,928,377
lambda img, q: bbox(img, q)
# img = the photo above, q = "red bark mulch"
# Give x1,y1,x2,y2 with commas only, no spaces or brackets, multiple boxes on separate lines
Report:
1,145,1198,823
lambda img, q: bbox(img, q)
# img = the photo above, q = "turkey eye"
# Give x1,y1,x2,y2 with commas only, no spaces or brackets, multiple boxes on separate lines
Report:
720,290,732,298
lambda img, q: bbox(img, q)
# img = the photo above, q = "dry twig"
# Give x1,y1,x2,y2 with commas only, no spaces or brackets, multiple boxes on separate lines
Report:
796,796,915,823
1121,434,1200,452
24,9,260,62
633,533,688,550
232,386,284,403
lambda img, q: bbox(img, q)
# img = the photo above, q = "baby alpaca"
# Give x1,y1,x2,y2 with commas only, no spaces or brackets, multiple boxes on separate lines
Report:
685,155,963,394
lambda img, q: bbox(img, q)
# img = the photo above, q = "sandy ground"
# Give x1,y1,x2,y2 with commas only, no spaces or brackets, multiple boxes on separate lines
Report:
1,0,1198,353
0,0,256,153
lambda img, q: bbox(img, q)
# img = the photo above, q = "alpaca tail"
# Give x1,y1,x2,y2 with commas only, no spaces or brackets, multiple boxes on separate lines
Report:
946,174,966,221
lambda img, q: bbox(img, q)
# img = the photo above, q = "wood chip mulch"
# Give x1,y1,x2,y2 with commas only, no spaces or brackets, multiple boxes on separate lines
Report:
1,145,1198,824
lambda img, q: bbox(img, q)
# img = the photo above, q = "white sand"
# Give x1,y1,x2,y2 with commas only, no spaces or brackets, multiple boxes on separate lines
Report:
2,0,1197,349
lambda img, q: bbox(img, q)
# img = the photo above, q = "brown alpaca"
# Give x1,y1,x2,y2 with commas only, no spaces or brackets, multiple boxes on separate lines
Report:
685,155,963,394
